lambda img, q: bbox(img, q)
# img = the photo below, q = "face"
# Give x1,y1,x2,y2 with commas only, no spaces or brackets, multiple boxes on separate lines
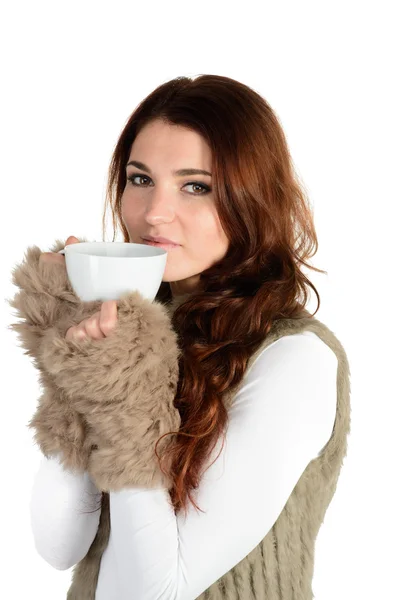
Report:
121,119,229,297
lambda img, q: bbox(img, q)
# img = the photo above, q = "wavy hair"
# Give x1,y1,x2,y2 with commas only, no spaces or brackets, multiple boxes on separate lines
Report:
99,74,326,518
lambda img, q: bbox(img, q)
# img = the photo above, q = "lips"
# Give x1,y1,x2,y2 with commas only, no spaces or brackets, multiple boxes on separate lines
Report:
141,238,181,250
142,236,181,245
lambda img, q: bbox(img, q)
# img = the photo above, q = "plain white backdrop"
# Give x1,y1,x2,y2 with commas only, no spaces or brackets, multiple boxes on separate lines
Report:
1,1,398,598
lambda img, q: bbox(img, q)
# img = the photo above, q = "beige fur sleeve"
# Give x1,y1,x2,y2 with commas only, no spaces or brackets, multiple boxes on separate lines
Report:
7,237,97,473
8,239,182,491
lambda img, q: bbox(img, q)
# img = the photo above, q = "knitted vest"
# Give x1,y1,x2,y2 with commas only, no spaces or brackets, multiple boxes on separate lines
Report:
66,294,351,600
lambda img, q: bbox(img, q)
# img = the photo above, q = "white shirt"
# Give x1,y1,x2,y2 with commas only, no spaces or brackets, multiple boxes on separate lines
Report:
30,331,338,600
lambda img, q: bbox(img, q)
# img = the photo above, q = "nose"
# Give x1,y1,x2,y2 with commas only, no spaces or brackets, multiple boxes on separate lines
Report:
144,188,177,223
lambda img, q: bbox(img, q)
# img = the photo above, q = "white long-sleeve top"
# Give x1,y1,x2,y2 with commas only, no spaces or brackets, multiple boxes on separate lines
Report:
30,331,338,600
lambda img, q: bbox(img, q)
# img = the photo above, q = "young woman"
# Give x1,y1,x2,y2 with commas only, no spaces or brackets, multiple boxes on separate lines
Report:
9,74,350,600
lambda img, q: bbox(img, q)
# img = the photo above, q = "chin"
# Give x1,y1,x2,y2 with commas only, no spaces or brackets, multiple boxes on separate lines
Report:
162,269,186,284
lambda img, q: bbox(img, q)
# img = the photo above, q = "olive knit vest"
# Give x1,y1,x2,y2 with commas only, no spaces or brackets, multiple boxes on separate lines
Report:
66,296,351,600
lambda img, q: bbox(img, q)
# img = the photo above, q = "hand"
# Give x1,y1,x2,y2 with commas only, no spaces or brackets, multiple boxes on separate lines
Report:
39,235,80,266
65,300,118,341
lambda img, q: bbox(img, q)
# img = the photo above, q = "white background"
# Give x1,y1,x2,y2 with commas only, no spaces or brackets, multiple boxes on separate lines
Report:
1,1,398,598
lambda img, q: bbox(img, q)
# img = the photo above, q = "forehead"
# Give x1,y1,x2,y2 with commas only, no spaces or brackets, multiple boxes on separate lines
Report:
129,120,212,166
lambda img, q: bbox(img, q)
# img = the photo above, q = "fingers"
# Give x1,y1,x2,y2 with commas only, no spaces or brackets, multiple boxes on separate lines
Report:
84,313,107,340
65,235,80,245
39,252,65,265
66,312,105,341
65,325,81,341
99,300,118,336
65,302,118,342
39,235,79,266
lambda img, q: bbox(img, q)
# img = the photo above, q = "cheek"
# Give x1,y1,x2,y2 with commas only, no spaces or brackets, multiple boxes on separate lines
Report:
121,196,138,226
121,193,130,215
198,209,227,249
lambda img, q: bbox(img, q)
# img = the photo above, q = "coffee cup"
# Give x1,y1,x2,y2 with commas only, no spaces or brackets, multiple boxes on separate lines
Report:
58,242,167,302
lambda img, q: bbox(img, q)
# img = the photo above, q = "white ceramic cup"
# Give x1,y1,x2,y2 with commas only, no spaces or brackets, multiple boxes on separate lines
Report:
58,242,167,302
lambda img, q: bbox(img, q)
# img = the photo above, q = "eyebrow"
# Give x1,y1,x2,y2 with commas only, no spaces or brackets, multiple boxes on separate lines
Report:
126,160,212,177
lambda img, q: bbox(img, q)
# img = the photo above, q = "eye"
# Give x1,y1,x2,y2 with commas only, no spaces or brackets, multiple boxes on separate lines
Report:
127,174,151,187
126,173,211,195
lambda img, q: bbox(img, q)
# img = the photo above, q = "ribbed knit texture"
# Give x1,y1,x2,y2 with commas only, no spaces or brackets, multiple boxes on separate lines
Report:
67,294,351,600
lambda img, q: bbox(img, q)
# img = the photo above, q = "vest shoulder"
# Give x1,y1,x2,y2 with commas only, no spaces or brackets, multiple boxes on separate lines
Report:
267,311,349,372
254,330,338,368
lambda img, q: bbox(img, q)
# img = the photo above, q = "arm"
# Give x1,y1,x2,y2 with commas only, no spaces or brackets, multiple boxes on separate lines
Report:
8,238,181,484
30,454,101,571
97,333,339,599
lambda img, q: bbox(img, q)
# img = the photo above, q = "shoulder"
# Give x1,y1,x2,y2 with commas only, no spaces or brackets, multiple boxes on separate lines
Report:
250,331,338,377
230,332,338,458
247,331,338,401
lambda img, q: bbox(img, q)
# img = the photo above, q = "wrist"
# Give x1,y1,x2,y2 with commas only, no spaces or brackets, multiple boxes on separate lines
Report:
28,380,95,473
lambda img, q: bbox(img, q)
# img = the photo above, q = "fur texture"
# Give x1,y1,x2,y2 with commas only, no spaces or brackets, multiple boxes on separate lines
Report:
8,238,181,490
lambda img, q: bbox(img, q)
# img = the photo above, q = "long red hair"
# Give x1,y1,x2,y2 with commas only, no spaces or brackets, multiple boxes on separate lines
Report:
101,74,326,518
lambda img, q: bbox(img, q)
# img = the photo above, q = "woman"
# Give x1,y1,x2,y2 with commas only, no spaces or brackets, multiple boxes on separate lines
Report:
9,74,351,599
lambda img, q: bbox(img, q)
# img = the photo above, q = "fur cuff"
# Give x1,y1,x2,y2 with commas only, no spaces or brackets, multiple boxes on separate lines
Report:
8,237,97,473
27,371,95,473
38,289,182,491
